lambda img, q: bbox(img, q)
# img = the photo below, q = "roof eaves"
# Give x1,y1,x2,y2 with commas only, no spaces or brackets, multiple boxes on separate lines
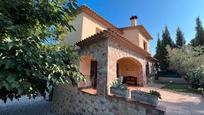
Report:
76,28,151,58
76,29,108,47
77,5,121,33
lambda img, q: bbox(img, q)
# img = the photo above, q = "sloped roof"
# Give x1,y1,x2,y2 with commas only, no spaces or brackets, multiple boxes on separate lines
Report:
77,5,120,33
76,28,153,60
76,5,154,61
77,5,152,40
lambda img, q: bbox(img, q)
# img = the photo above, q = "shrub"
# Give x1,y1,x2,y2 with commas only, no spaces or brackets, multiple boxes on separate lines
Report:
149,90,162,99
0,0,84,102
167,45,204,79
111,78,127,90
188,65,204,89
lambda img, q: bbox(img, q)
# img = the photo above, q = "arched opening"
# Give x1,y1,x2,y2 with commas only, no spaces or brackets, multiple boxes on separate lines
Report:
116,57,143,86
79,56,97,89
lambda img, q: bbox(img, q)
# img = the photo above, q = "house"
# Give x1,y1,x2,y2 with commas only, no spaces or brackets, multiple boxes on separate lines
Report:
65,5,154,95
52,6,166,115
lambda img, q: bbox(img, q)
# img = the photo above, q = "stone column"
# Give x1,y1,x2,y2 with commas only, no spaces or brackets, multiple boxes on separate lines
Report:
96,54,108,96
142,63,147,86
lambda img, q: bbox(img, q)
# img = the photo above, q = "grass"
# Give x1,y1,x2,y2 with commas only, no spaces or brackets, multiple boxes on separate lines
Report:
161,83,203,94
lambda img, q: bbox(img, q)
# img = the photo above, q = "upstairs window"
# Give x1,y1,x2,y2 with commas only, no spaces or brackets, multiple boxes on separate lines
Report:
96,27,102,33
143,41,147,51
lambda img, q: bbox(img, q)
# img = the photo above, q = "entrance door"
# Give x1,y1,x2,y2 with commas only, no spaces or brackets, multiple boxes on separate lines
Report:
90,61,97,89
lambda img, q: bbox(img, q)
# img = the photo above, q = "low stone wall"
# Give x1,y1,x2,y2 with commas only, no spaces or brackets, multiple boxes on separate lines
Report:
158,77,187,84
52,84,165,115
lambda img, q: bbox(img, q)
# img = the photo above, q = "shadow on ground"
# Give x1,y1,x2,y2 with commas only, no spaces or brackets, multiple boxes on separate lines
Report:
0,96,54,115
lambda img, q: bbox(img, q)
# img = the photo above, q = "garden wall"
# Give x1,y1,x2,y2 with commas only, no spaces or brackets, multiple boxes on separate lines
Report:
52,84,165,115
158,77,187,84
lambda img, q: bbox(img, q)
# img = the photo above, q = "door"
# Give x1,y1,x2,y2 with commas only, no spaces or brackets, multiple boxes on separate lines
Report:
90,60,97,89
117,63,119,78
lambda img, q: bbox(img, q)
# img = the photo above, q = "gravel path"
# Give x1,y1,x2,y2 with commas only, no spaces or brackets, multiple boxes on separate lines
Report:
0,96,54,115
129,84,204,115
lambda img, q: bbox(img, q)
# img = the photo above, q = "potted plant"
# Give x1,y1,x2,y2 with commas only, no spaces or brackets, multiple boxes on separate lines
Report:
110,78,129,98
131,90,161,106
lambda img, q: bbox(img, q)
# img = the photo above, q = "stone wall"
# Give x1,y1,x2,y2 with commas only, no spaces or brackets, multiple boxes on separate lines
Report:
78,37,150,95
52,84,165,115
78,38,108,95
107,38,147,94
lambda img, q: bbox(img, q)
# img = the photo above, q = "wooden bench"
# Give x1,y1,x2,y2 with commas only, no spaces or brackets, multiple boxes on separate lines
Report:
123,76,137,86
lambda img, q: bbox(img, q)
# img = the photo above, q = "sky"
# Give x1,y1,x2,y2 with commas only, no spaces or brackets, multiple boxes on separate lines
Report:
77,0,204,55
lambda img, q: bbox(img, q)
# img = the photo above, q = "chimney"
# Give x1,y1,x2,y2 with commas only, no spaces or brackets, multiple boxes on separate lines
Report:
130,16,138,26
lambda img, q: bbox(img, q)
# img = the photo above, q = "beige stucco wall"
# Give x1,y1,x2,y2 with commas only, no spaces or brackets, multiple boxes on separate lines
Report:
64,12,107,45
122,29,150,53
65,13,84,44
122,29,139,46
138,32,150,53
81,13,107,40
80,56,92,76
79,56,92,87
64,11,151,54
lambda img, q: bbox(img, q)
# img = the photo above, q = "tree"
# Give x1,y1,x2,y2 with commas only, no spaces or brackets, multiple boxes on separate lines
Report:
167,45,204,78
154,33,162,71
159,26,175,71
167,46,204,88
176,27,185,47
0,0,84,102
191,17,204,46
159,43,169,71
162,25,175,48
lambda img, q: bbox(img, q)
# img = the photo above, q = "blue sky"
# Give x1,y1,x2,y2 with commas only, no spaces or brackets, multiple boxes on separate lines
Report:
77,0,204,55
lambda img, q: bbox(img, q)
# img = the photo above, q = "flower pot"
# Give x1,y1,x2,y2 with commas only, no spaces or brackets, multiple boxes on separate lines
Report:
110,87,129,98
131,90,158,106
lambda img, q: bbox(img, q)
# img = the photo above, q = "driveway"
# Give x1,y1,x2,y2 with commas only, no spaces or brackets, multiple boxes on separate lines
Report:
0,87,203,115
0,96,54,115
129,84,204,115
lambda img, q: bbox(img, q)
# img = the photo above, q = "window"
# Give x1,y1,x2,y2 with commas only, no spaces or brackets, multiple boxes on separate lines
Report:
96,27,102,33
143,41,147,51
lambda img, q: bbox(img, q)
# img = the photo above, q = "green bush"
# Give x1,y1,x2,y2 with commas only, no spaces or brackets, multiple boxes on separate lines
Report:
149,90,162,99
188,65,204,89
111,78,127,90
167,46,204,79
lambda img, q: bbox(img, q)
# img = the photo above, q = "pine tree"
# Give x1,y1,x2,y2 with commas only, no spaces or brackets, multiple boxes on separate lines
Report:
191,17,204,46
176,27,185,47
160,26,174,71
159,42,169,71
154,33,162,71
162,25,175,48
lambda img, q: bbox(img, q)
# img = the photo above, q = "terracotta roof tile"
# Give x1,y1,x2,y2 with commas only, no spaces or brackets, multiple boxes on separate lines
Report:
77,5,152,40
77,5,120,33
76,5,153,61
76,28,153,60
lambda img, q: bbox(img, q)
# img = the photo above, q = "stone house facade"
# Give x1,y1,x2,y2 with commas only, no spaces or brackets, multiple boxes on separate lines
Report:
65,5,154,95
51,5,165,115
